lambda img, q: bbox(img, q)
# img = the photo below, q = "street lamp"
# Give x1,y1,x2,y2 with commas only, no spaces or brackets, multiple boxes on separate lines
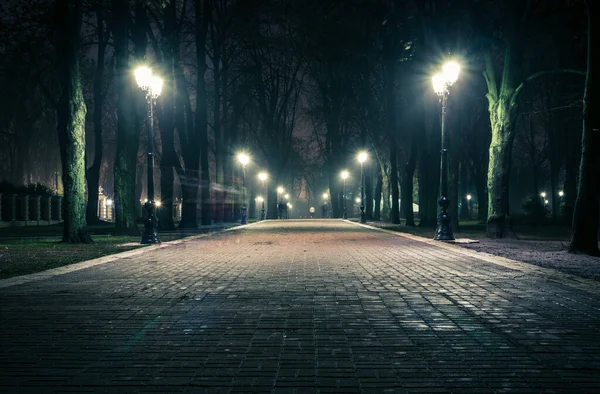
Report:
341,170,349,219
237,153,249,224
357,151,368,223
558,190,564,198
466,194,472,220
258,172,268,220
135,66,163,244
277,186,284,219
432,60,460,241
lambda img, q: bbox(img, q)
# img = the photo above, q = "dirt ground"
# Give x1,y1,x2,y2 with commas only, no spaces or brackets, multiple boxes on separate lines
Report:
366,221,600,281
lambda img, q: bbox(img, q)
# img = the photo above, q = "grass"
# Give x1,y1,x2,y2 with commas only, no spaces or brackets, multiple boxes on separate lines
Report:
0,221,237,280
356,218,572,241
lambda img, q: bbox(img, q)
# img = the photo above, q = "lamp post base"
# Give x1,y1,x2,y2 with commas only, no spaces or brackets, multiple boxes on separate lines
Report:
434,196,454,241
343,208,347,220
359,205,366,223
261,208,265,221
240,206,247,224
141,202,160,244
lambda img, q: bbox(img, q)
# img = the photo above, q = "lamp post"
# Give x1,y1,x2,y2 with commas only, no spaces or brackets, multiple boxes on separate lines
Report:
277,186,284,219
432,61,459,241
258,172,268,220
357,152,367,223
341,170,349,219
135,66,163,244
237,153,249,224
256,196,264,220
466,194,472,220
323,192,329,218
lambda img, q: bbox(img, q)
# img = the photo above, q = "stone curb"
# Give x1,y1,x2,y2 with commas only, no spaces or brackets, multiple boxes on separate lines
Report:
0,222,257,289
347,220,600,295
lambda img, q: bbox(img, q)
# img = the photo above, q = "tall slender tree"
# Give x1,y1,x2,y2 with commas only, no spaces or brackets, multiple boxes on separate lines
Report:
54,0,91,243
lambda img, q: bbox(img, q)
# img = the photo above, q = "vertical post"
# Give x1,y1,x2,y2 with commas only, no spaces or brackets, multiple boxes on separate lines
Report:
342,179,347,219
434,91,454,240
360,163,366,223
261,181,265,220
240,166,247,224
141,95,160,244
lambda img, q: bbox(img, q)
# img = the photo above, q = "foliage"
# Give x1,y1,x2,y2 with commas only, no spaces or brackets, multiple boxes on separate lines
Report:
0,181,56,196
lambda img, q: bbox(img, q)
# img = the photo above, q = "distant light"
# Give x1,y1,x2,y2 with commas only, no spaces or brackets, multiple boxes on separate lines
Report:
544,199,549,205
284,194,289,200
466,194,472,201
323,193,329,200
277,186,284,194
155,200,162,207
106,199,113,206
540,191,547,198
357,151,368,164
341,170,349,180
355,198,361,203
310,207,315,213
258,172,268,181
256,196,264,203
287,203,292,209
558,190,564,197
237,153,249,166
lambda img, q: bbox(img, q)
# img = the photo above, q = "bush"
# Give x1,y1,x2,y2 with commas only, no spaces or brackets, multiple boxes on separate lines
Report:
0,181,56,196
521,196,549,225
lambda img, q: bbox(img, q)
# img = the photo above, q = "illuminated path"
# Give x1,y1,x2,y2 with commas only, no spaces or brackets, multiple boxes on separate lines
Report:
1,219,599,392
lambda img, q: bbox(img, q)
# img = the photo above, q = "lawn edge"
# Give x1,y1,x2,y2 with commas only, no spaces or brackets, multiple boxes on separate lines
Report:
348,220,599,294
0,222,255,289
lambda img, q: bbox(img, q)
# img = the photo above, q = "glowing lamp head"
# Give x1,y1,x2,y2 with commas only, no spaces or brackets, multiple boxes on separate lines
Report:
540,191,547,198
432,73,446,95
237,153,249,166
154,200,162,207
442,61,460,85
135,66,152,89
466,194,472,201
284,194,289,200
277,186,284,194
106,199,113,206
258,172,268,182
150,76,163,97
257,196,264,203
341,170,349,180
358,151,368,164
355,198,361,204
323,193,329,200
544,199,549,205
558,191,564,197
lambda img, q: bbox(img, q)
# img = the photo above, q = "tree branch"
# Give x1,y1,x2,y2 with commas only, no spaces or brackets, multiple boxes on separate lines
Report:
512,69,586,106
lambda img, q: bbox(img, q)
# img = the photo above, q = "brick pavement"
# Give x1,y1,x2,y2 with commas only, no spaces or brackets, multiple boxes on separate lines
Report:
0,219,599,393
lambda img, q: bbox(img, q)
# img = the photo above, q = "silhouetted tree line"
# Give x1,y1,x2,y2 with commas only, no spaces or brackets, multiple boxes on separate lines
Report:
0,0,597,254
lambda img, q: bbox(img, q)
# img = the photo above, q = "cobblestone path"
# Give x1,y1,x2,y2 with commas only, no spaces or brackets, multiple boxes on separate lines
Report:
1,220,599,393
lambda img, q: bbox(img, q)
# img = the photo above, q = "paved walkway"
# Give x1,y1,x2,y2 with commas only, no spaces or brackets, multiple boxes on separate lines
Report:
1,220,599,393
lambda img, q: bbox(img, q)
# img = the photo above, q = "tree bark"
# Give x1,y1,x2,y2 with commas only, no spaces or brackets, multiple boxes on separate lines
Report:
85,6,106,225
374,172,382,221
55,0,91,243
569,1,600,255
112,0,139,235
198,0,211,226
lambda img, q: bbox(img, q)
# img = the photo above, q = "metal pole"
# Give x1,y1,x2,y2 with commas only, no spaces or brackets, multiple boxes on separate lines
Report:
240,166,247,224
342,178,347,219
261,181,265,220
141,95,160,244
434,91,454,240
360,163,366,223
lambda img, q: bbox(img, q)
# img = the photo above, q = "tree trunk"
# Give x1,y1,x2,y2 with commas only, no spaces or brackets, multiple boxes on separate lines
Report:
401,137,417,226
197,0,211,226
365,163,373,220
112,0,139,235
55,0,91,243
85,7,106,225
570,1,599,255
374,172,382,221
